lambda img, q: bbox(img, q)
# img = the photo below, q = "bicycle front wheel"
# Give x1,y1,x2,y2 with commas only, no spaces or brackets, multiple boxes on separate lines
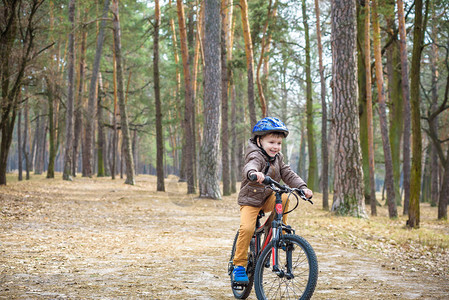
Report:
254,234,318,300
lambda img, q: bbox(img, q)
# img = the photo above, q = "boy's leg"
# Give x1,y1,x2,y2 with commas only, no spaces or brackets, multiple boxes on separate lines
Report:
262,192,290,224
233,205,261,267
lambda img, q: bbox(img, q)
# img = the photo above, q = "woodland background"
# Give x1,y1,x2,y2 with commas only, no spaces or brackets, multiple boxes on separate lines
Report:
1,0,449,228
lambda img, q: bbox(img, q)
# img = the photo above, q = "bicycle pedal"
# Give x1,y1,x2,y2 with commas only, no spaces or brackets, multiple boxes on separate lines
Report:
232,281,248,288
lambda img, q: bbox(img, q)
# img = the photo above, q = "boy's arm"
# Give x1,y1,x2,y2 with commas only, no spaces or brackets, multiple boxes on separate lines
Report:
242,153,265,181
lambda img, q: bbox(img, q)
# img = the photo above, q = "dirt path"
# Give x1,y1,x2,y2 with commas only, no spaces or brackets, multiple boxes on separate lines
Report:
1,175,448,299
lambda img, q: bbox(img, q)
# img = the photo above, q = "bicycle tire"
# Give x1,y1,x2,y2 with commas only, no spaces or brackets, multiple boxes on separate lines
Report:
229,231,256,299
254,234,318,300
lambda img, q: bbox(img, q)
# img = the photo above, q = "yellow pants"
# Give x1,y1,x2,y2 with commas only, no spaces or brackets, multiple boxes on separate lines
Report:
233,192,289,267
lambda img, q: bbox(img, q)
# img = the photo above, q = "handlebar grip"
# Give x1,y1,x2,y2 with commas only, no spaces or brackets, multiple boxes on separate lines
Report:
249,173,258,181
249,174,273,185
262,175,273,185
295,189,314,204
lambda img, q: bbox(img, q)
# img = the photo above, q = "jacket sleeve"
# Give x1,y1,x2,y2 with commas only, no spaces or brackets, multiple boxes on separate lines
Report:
242,152,266,180
279,154,307,189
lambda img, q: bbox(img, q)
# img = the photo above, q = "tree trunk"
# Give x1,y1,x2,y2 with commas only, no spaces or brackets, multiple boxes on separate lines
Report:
63,0,76,181
97,74,105,177
363,1,377,216
221,0,230,196
47,2,57,179
420,147,431,203
372,0,397,218
83,0,110,177
302,0,318,191
256,0,275,118
18,110,23,181
176,0,196,193
34,111,45,175
0,0,40,185
240,0,257,127
298,115,307,180
23,99,30,180
230,83,237,194
168,0,183,179
397,0,411,215
314,0,328,210
428,67,449,219
73,9,88,177
112,0,135,185
154,0,165,191
382,0,403,206
407,0,426,228
429,10,439,207
46,79,56,179
330,0,366,217
438,146,449,219
200,0,222,200
111,41,118,180
193,1,204,102
357,1,371,206
385,16,403,206
133,129,139,175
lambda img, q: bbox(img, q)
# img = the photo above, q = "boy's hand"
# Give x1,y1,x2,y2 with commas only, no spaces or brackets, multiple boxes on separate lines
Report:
303,188,313,199
250,172,265,184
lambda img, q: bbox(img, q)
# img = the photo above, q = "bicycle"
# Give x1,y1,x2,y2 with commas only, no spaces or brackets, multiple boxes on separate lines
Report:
228,175,318,299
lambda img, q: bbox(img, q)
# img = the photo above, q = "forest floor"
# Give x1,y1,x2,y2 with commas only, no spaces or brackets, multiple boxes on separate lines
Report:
1,174,448,299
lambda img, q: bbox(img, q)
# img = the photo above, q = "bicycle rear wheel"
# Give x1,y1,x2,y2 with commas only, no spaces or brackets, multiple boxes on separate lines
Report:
229,231,256,299
254,234,318,300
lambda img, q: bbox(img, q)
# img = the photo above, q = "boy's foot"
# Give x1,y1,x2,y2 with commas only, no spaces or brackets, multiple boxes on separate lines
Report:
232,266,249,284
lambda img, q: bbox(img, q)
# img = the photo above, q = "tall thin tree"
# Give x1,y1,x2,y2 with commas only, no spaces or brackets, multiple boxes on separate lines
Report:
396,0,411,215
23,99,31,180
256,0,275,118
372,0,397,218
221,0,230,196
176,0,196,193
83,0,110,177
302,0,318,191
407,0,427,228
97,74,106,177
17,109,22,181
73,8,88,177
240,0,257,127
364,0,377,216
154,0,165,191
111,0,135,185
63,0,76,181
315,0,328,209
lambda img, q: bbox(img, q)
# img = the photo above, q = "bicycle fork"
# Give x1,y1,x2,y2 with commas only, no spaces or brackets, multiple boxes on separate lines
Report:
271,194,294,280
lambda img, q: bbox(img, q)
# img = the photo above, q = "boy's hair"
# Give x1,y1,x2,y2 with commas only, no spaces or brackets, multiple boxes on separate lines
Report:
251,131,286,145
260,131,287,139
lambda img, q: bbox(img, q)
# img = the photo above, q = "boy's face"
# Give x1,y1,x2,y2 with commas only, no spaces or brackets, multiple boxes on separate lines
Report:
259,134,283,157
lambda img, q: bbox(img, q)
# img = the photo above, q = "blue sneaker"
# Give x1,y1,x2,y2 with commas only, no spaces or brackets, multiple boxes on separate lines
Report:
232,266,249,284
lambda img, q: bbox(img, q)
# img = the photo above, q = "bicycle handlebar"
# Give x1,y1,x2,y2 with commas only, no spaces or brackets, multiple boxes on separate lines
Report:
248,173,313,204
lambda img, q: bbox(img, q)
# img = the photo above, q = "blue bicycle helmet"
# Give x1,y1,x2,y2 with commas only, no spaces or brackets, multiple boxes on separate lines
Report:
252,117,289,137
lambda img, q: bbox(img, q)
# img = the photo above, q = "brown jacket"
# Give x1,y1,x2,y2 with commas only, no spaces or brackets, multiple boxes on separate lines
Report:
237,139,307,207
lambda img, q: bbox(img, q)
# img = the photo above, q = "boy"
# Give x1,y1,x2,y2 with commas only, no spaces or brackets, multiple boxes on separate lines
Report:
232,117,313,284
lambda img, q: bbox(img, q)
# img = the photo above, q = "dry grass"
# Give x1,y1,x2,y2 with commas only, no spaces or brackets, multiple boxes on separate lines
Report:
1,173,448,298
287,192,449,279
